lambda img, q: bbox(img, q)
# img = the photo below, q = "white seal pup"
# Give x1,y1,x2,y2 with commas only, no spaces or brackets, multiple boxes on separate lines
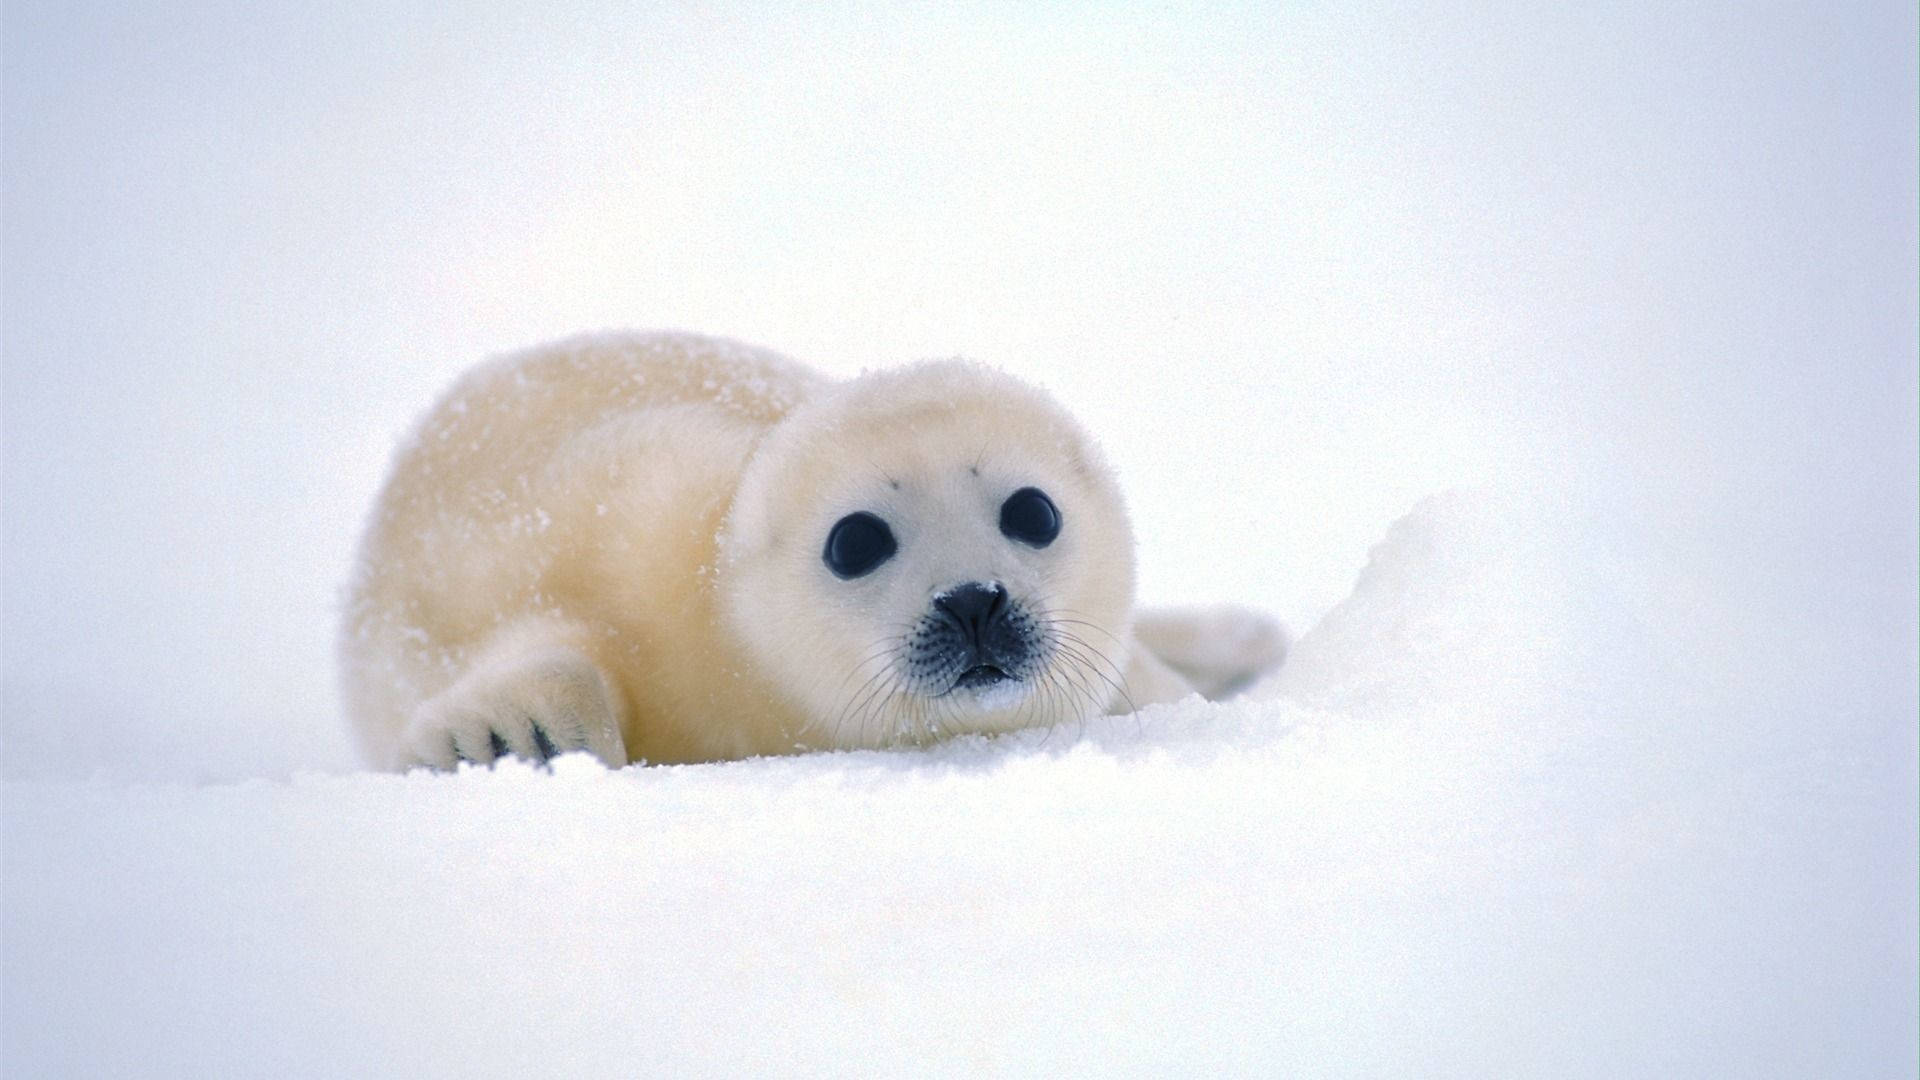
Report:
340,332,1285,769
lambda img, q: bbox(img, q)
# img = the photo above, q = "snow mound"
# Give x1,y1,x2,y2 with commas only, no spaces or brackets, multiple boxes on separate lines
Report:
3,492,1911,1078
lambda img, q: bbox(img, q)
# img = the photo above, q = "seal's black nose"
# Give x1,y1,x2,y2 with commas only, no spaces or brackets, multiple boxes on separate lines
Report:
935,582,1007,645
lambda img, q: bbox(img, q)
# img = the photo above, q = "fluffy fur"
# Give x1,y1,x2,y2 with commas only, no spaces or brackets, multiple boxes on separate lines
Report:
340,332,1284,769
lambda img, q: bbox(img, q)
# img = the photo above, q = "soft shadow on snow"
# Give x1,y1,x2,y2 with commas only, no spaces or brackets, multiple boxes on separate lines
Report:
2,491,1912,1078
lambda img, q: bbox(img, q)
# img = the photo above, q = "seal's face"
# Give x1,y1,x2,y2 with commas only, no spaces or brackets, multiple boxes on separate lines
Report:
824,487,1059,704
720,361,1136,750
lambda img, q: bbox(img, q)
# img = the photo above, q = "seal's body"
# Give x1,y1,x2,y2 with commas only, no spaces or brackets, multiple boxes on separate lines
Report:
340,333,1283,769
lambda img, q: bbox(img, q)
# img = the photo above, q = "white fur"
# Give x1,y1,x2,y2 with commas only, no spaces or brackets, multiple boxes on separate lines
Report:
339,332,1283,769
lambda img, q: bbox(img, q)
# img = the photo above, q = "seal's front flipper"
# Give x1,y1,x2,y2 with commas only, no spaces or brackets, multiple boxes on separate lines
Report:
1131,605,1289,700
402,627,629,771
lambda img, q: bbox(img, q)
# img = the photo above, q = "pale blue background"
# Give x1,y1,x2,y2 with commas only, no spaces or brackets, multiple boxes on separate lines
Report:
4,1,1914,781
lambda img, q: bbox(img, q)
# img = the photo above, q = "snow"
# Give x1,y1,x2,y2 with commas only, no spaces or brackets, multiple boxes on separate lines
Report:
3,493,1911,1077
3,1,1915,1076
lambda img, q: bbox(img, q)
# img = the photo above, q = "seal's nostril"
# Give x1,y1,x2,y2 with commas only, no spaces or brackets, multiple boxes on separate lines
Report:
934,582,1008,642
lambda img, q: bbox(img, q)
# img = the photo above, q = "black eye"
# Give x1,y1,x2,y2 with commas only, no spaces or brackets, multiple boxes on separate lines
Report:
999,487,1060,548
823,512,897,579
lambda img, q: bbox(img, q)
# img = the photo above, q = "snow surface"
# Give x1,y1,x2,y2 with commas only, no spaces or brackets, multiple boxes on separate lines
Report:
4,493,1912,1077
3,2,1916,1077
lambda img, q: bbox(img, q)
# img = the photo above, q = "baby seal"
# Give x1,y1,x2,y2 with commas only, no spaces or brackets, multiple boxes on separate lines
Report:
340,332,1284,769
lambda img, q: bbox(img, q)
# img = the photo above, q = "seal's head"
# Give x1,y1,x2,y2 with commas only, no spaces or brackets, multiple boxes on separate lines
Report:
718,360,1136,749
